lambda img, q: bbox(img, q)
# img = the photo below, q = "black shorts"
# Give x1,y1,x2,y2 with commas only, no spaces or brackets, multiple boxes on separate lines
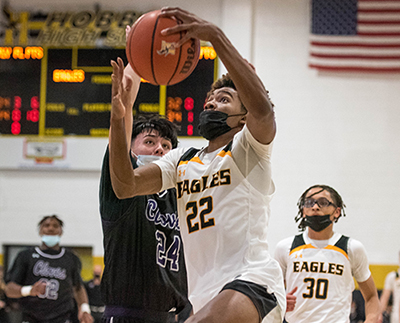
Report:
221,279,277,321
102,306,177,323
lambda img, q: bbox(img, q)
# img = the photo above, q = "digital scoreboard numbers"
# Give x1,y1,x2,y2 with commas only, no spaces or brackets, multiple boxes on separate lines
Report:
166,57,215,137
0,47,42,135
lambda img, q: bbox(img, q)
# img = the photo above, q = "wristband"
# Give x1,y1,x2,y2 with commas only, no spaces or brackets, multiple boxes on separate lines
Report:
81,303,91,314
21,285,33,297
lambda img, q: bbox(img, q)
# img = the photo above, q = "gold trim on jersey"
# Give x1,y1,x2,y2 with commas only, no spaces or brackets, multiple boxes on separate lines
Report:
323,245,349,260
217,150,232,158
290,244,317,255
289,244,349,260
178,156,204,166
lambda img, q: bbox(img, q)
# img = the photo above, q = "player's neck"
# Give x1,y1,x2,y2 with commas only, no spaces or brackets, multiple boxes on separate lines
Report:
307,226,334,240
206,128,240,152
40,243,61,251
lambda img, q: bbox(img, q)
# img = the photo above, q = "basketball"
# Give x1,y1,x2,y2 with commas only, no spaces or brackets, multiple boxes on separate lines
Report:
126,10,201,86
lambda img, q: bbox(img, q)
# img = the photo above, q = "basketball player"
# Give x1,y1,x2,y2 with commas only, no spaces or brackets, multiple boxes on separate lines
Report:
274,185,380,323
100,45,190,322
83,265,104,323
5,215,93,323
108,7,285,323
379,251,400,323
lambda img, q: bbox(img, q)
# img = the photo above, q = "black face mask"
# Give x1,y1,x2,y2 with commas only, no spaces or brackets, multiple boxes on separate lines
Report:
198,110,244,141
304,214,332,232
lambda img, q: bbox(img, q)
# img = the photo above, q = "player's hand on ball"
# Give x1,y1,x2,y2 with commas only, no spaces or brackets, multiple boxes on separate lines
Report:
160,7,217,47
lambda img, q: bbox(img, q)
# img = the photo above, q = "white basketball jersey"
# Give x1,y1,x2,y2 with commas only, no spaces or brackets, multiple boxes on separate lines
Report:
275,231,370,323
155,126,285,316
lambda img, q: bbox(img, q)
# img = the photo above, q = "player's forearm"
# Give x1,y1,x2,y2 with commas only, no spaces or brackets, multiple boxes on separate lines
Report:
123,63,141,148
109,117,137,199
74,285,93,322
210,27,273,119
359,276,380,323
4,282,24,298
73,284,89,307
379,289,390,314
364,297,380,323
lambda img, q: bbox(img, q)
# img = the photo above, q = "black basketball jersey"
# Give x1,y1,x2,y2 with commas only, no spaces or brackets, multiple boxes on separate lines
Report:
5,246,82,321
99,147,189,315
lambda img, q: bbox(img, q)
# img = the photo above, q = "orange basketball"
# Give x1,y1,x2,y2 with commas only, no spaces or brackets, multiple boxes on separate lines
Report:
126,10,200,86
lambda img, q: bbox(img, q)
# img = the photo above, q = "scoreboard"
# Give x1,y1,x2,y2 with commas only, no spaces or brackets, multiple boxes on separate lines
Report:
0,46,217,137
0,8,217,137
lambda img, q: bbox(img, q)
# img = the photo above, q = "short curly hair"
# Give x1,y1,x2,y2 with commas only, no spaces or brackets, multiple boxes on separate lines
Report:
206,73,274,110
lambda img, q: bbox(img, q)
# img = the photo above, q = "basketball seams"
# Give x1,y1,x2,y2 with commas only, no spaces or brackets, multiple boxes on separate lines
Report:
125,10,199,86
167,17,183,86
151,15,161,85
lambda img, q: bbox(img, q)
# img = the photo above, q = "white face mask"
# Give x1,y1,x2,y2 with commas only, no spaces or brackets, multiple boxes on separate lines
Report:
41,235,61,247
134,154,162,166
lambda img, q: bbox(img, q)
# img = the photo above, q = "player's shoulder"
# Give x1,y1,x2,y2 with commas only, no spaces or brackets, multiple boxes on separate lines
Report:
346,236,366,252
63,248,81,262
17,246,37,257
175,146,197,159
158,146,195,165
234,125,273,155
385,270,397,279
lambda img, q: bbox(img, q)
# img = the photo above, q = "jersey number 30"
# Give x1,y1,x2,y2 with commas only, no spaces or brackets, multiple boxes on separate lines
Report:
303,278,329,299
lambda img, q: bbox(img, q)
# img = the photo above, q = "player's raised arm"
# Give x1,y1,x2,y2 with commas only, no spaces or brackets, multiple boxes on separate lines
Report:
109,58,163,199
122,25,141,148
160,7,275,145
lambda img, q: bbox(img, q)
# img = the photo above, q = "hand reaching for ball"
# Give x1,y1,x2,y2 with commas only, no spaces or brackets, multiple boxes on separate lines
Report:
111,57,133,121
159,7,218,48
125,9,200,85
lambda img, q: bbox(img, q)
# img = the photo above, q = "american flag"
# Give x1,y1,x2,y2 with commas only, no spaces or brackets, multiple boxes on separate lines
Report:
309,0,400,73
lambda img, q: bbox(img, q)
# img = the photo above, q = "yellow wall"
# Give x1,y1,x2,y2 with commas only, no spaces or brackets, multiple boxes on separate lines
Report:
370,264,398,290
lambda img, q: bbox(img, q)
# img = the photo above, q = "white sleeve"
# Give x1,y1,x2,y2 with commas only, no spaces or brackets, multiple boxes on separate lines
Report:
274,237,293,279
383,271,396,291
153,147,187,191
348,238,372,283
238,124,274,159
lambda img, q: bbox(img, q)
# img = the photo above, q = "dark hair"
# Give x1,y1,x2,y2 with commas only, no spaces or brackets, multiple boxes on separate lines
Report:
206,73,274,110
38,215,64,228
295,184,346,231
131,115,178,149
206,74,246,112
